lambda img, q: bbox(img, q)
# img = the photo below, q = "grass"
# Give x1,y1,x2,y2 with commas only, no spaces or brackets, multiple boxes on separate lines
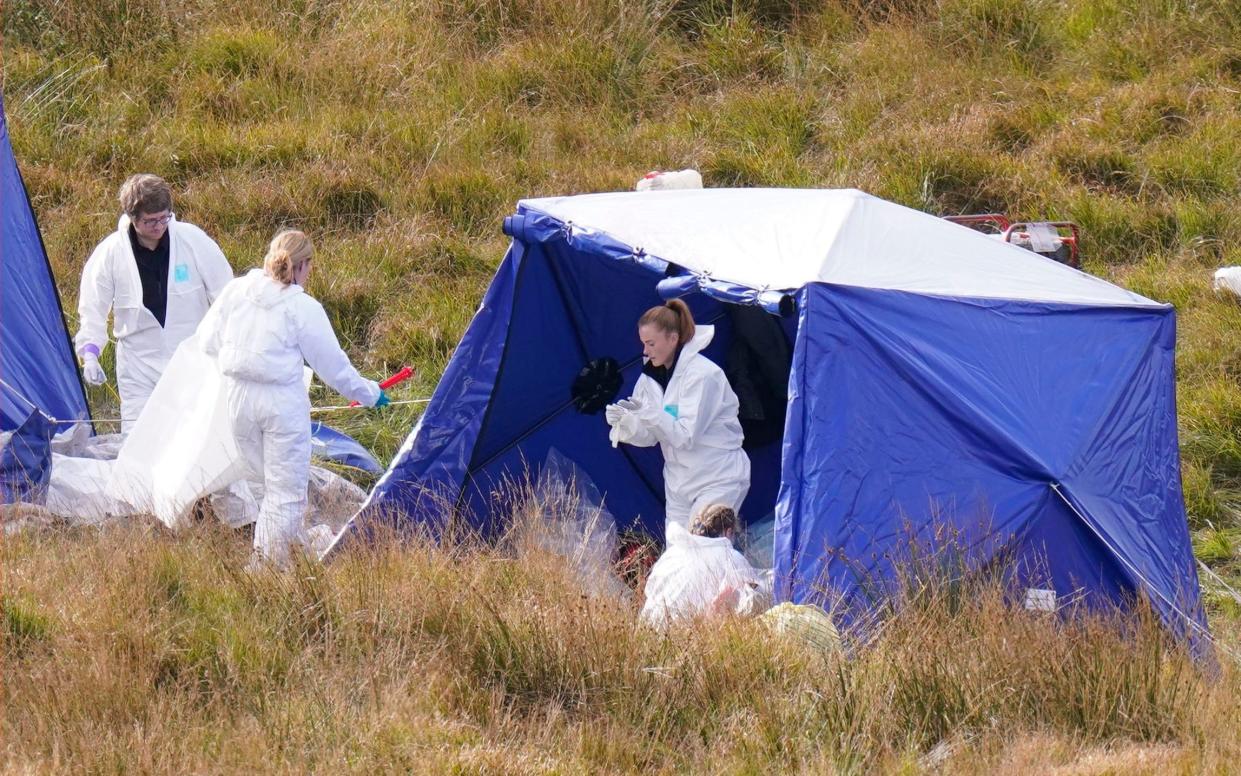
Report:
3,0,1241,769
2,511,1238,773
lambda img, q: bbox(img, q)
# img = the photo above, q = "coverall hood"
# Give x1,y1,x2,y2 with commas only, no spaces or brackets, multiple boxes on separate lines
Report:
237,268,303,310
644,324,715,366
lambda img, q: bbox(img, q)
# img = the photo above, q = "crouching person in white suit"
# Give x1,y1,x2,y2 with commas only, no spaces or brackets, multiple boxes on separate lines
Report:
75,174,233,431
605,299,751,533
199,230,389,567
640,504,772,629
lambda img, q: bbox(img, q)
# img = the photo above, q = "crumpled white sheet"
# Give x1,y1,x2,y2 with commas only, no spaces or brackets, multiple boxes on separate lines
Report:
21,445,366,539
35,429,253,526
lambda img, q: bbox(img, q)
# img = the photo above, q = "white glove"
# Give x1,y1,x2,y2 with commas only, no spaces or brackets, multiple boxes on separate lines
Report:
605,403,625,426
608,405,642,448
82,354,107,386
620,396,663,426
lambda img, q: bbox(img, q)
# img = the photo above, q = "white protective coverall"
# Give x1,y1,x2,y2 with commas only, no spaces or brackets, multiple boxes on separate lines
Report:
200,269,380,565
640,522,772,629
75,215,233,431
610,325,751,531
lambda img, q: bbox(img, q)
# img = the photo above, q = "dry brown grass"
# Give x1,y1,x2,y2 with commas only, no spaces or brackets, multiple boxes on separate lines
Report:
2,504,1238,773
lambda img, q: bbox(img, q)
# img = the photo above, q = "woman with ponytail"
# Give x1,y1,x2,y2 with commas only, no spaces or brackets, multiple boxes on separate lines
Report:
605,299,750,533
200,230,388,567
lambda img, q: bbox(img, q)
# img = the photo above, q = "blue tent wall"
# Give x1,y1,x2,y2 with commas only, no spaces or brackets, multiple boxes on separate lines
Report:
775,283,1206,650
342,212,793,543
0,96,89,431
350,239,524,531
456,234,670,535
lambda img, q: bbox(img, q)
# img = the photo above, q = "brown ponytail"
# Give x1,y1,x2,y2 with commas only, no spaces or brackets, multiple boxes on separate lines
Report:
638,298,696,345
263,229,314,286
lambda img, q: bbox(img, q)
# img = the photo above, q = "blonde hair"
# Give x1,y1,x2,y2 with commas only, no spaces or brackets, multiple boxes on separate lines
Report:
638,298,695,345
264,229,314,286
689,504,738,539
117,173,172,218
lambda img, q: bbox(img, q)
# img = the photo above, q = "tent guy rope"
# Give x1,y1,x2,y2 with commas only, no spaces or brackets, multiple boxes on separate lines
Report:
1,375,430,425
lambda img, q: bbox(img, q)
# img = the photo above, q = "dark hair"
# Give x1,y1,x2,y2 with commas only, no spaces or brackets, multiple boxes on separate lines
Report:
118,173,172,218
689,504,738,539
638,298,695,345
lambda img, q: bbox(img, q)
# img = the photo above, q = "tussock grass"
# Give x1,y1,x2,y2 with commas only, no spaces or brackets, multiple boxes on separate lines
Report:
2,509,1238,772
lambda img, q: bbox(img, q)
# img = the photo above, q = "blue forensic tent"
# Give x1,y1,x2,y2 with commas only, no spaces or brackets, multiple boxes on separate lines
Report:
344,188,1200,651
0,95,91,434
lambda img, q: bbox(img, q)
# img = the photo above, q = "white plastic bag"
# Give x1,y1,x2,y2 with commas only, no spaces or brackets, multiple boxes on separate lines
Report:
635,169,703,191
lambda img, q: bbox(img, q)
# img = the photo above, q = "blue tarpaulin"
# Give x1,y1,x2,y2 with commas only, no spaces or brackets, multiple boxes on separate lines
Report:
0,95,90,432
0,409,55,504
310,422,382,474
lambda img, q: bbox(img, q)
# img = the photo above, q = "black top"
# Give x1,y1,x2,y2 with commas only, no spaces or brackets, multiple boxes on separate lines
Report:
642,348,681,391
128,225,170,327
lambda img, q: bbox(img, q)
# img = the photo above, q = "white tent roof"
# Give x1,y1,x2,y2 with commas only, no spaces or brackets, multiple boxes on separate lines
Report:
518,188,1160,307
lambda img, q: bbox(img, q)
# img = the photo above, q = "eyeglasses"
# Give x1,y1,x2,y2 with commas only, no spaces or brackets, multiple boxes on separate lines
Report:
136,212,171,229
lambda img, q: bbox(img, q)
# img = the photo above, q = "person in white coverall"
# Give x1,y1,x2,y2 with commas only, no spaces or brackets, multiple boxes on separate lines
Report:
198,230,389,567
640,504,771,629
605,299,751,533
75,174,233,431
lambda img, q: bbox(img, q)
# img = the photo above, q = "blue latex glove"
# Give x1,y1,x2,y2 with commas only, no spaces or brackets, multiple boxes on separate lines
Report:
374,390,391,408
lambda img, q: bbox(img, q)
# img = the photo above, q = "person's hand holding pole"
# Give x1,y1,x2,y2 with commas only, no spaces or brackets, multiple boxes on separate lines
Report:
352,365,414,408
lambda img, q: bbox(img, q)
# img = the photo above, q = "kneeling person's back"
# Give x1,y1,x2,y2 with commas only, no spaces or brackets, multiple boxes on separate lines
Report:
640,504,771,629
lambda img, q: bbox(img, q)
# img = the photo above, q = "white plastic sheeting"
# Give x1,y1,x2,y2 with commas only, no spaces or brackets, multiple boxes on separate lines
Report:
4,335,371,539
47,454,137,523
520,188,1161,307
36,431,254,527
34,455,362,535
510,448,630,600
1213,267,1241,299
108,333,244,528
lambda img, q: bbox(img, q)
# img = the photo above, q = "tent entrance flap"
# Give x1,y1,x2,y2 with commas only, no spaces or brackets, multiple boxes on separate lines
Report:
457,236,794,539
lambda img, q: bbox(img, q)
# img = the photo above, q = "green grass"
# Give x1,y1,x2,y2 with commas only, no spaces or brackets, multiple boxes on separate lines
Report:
3,0,1241,769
